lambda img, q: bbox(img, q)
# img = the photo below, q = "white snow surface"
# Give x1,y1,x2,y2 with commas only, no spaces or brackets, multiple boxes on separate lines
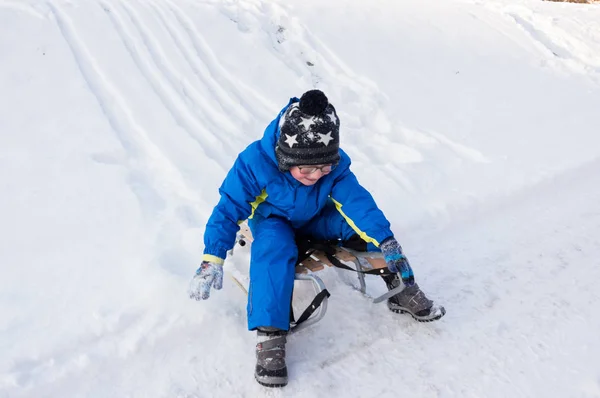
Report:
1,0,600,396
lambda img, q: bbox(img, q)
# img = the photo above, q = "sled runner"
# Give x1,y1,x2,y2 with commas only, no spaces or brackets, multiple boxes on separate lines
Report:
233,221,407,333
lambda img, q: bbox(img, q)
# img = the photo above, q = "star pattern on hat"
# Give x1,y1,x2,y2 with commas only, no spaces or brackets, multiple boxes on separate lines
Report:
298,116,315,131
280,104,299,129
318,131,334,146
326,111,337,124
284,133,298,147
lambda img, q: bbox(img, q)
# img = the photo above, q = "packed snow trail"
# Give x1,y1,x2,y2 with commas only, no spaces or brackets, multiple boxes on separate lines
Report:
1,0,600,397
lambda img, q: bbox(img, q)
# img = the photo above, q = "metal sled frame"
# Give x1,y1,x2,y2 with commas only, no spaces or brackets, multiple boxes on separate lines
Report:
232,221,404,333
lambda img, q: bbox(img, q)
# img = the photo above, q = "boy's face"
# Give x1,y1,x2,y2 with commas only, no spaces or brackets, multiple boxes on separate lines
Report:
289,164,334,186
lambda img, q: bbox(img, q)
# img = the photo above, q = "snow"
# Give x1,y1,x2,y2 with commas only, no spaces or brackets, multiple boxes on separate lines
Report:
1,0,600,396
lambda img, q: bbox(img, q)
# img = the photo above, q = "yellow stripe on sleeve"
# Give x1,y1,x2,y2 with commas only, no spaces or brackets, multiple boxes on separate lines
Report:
330,197,381,247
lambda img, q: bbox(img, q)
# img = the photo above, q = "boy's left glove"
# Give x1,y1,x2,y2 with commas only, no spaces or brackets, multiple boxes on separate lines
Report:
380,237,415,286
188,261,224,300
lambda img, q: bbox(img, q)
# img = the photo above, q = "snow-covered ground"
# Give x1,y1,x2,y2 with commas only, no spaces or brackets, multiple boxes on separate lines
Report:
1,0,600,396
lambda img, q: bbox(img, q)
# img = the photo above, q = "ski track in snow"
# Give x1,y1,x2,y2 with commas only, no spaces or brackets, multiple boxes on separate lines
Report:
46,0,263,225
143,0,257,125
509,11,600,77
480,1,600,83
161,0,277,122
99,0,236,162
47,2,198,212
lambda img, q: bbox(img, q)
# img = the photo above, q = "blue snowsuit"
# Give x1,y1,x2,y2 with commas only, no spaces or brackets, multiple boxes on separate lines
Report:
203,98,394,331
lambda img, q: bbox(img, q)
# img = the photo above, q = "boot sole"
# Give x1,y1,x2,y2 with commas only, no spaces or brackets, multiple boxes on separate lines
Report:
389,305,446,322
255,377,288,388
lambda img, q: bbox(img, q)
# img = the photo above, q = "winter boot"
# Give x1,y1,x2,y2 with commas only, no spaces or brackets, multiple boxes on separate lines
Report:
382,274,446,322
255,327,288,388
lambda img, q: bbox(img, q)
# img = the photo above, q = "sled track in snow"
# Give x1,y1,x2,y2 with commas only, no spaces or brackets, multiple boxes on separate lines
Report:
47,0,279,213
48,2,197,208
481,1,600,83
143,0,261,124
100,0,234,165
159,0,275,122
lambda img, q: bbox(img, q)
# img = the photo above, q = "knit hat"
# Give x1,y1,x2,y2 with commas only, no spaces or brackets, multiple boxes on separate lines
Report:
275,90,340,171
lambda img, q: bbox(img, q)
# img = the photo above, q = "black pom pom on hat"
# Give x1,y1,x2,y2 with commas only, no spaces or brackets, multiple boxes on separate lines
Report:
299,90,329,116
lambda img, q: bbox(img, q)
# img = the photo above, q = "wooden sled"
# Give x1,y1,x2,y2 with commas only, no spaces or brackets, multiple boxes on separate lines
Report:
234,221,403,333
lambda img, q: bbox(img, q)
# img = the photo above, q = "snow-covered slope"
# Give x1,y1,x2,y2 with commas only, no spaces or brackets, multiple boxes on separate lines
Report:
1,0,599,396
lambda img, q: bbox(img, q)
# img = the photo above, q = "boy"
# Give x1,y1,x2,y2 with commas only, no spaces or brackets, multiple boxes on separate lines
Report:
189,90,445,388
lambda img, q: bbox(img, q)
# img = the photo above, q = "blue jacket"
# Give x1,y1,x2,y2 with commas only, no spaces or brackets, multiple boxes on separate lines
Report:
202,98,393,264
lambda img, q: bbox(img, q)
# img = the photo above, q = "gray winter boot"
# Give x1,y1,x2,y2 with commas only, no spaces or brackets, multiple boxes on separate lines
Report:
255,327,288,388
383,274,446,322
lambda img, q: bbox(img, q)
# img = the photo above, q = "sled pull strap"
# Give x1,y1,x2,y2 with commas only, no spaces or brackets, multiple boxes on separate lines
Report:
295,289,331,325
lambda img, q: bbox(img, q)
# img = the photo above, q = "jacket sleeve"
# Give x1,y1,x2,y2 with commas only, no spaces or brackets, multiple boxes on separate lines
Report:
202,150,262,264
330,160,394,248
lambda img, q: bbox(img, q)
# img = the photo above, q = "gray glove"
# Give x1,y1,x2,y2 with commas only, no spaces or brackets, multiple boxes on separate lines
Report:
188,261,224,300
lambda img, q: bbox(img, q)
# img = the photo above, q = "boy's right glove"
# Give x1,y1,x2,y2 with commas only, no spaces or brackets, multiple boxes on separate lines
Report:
380,237,415,286
188,261,224,300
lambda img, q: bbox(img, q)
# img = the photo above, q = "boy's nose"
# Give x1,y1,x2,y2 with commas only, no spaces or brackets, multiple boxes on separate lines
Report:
310,169,325,179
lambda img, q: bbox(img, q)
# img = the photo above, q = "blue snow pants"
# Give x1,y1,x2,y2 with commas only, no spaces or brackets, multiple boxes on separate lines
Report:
246,202,379,331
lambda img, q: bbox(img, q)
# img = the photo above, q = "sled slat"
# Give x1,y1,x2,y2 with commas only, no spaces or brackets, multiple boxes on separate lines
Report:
295,265,308,274
299,257,325,272
311,251,333,267
366,258,387,269
334,247,358,262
